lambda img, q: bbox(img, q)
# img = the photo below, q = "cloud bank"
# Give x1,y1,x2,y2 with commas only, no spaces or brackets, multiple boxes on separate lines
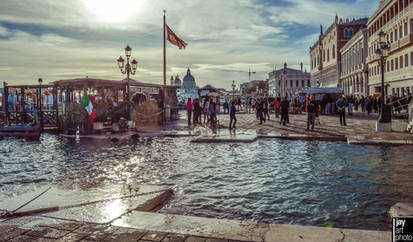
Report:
0,0,378,89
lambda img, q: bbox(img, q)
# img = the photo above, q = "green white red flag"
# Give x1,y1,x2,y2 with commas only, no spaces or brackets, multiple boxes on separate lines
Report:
82,91,96,124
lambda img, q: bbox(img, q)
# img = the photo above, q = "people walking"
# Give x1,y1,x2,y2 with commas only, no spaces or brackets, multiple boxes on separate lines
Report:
361,96,366,112
348,96,353,116
202,99,209,123
186,98,193,125
193,98,202,125
223,99,229,114
274,97,280,118
257,98,265,124
336,95,347,126
307,95,316,130
263,98,270,120
365,96,372,115
229,100,237,129
280,96,289,126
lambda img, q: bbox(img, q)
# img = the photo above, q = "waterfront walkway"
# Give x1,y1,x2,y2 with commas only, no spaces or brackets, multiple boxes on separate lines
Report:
0,212,390,242
210,110,413,145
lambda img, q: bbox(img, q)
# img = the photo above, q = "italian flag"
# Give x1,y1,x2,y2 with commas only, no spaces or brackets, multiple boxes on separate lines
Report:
82,91,96,124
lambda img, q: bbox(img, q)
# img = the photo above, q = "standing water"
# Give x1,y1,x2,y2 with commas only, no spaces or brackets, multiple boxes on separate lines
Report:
0,134,412,231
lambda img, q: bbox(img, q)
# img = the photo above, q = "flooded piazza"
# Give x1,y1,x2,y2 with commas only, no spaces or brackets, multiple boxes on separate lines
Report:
1,132,412,231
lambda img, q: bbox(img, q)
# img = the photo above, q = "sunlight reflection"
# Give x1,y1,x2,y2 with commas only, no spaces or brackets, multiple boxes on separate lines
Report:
83,0,146,23
103,198,127,222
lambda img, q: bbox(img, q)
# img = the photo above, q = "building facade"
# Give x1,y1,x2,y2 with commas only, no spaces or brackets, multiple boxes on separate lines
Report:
367,0,413,97
268,63,311,97
310,15,368,88
177,68,199,100
170,75,182,87
240,80,266,95
340,28,369,97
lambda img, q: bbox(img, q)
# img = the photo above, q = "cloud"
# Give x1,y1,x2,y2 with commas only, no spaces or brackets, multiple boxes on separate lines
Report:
0,25,10,36
0,0,379,89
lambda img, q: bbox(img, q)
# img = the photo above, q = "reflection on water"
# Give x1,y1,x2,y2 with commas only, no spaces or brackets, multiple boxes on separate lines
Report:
0,134,412,230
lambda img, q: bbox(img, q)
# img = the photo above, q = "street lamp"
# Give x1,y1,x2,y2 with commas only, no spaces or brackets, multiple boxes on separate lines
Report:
117,45,138,120
38,78,43,129
375,30,391,131
232,80,236,100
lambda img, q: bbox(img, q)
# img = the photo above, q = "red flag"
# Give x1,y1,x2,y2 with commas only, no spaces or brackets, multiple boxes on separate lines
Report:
166,25,187,49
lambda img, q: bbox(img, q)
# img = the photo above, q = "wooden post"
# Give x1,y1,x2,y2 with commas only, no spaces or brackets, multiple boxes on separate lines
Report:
38,85,43,130
4,82,9,125
163,10,167,122
53,85,59,130
21,88,26,123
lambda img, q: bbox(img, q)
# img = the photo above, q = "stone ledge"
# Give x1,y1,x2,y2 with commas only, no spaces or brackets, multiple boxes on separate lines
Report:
112,211,390,242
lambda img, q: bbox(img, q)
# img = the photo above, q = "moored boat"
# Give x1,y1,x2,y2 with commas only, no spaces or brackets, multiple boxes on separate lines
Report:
0,123,41,141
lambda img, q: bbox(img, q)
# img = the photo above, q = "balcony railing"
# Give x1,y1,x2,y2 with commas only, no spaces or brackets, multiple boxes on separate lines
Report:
371,4,413,41
366,53,380,63
389,33,413,53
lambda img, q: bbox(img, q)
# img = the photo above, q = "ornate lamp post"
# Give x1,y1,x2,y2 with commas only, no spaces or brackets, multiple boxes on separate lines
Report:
38,78,43,129
375,30,391,132
117,45,138,120
232,80,236,100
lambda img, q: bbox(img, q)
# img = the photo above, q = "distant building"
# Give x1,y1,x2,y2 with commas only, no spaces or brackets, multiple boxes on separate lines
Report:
340,28,369,97
177,68,199,100
240,80,267,96
198,84,219,97
170,75,182,87
268,63,311,97
310,15,368,88
366,0,413,97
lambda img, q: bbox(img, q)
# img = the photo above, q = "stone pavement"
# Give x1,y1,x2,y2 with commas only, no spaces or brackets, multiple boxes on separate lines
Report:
0,222,234,242
0,212,391,242
200,110,413,145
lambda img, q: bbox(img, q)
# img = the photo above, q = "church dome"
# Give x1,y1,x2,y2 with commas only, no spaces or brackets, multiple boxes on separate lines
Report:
174,75,181,87
182,68,196,89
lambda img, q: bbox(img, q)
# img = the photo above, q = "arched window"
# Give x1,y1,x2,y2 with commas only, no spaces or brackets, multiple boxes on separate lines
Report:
332,45,335,59
349,28,354,36
327,49,330,62
344,28,348,37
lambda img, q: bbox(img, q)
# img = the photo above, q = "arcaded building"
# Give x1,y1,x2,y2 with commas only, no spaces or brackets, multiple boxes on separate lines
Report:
367,0,413,97
310,15,368,88
340,28,369,97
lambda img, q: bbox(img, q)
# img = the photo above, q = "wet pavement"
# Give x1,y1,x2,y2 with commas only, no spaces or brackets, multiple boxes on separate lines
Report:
188,111,413,145
0,213,391,242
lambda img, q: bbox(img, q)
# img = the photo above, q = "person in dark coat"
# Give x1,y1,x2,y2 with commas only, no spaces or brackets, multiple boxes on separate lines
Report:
280,96,289,125
229,100,237,129
257,98,265,124
307,95,317,130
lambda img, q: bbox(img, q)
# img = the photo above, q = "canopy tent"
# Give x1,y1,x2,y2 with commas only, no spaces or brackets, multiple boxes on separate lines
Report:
298,87,343,95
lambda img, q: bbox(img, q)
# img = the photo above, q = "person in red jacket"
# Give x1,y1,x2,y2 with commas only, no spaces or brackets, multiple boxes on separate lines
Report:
186,98,193,125
274,97,280,118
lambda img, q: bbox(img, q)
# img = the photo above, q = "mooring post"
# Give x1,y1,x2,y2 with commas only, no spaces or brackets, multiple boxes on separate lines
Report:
4,82,9,125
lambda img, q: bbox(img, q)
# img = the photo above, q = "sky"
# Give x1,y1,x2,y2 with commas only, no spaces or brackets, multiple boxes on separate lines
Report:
0,0,380,90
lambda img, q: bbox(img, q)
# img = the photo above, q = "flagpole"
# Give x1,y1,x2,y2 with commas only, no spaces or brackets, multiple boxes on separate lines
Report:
163,10,167,120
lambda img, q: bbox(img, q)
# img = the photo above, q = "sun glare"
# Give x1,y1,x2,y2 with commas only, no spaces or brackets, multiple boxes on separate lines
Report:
83,0,145,23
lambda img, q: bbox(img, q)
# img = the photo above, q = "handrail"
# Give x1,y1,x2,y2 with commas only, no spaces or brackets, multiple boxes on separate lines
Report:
389,94,413,118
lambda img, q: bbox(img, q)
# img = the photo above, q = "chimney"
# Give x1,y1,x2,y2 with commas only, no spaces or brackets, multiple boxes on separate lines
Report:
300,62,303,72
